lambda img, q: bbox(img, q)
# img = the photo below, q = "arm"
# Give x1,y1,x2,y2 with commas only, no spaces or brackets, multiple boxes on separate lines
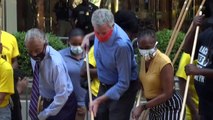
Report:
185,64,213,78
179,77,199,118
183,15,205,54
38,65,72,120
104,45,131,100
132,63,173,120
81,32,94,51
12,57,19,69
11,36,20,69
145,64,174,108
90,45,132,116
80,62,98,78
0,93,7,104
16,78,28,94
0,42,2,53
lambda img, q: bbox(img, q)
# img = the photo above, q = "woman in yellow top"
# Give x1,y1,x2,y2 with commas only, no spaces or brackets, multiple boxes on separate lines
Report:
132,28,182,120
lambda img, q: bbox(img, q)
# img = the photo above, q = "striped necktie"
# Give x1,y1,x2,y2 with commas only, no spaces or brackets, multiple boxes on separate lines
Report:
29,62,40,120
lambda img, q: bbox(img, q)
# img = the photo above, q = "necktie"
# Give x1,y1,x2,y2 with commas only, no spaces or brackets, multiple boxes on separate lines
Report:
29,62,40,120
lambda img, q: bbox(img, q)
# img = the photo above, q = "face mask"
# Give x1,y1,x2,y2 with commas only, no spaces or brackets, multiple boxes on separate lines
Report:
29,44,46,62
94,29,113,42
70,45,83,55
139,42,158,61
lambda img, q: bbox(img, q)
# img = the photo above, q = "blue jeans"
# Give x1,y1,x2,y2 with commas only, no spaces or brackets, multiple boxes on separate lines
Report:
0,105,11,120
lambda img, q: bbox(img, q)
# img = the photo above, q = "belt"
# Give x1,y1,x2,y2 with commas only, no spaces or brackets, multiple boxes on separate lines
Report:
100,80,137,89
41,96,53,102
100,82,113,89
37,96,53,113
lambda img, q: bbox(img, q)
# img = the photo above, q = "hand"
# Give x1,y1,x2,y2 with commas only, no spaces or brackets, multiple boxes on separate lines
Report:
193,15,205,27
17,77,29,94
81,32,94,52
89,98,101,117
38,111,47,120
81,35,90,52
185,64,200,75
132,106,143,120
77,106,86,115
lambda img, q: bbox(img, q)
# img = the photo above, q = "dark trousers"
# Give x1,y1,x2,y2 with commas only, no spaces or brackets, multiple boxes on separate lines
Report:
43,92,77,120
85,92,97,110
96,80,139,120
11,89,22,120
200,115,213,120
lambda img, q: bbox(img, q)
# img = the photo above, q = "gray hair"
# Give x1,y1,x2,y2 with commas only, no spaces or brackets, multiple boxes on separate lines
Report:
91,9,114,27
25,28,48,45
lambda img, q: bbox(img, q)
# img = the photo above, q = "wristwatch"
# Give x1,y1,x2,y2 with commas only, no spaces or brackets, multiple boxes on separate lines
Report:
141,103,147,110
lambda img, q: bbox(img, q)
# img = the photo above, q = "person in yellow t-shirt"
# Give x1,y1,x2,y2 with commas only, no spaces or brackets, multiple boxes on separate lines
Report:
1,30,20,68
1,30,27,120
87,45,100,97
176,52,199,120
0,42,14,120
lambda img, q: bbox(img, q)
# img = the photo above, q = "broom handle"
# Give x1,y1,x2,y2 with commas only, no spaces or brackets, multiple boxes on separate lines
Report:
179,11,202,120
165,0,189,55
172,0,206,64
86,53,94,120
166,0,193,56
136,90,142,107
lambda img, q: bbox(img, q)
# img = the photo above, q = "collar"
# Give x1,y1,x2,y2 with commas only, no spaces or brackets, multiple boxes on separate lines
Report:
64,47,84,60
43,45,50,61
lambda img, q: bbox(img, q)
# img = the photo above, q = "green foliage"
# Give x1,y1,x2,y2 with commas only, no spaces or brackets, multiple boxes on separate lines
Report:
13,32,66,76
156,29,185,70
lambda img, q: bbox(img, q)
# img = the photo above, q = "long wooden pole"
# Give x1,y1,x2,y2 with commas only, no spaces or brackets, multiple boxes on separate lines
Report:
172,0,206,64
172,40,184,65
165,0,189,55
179,11,202,120
86,53,94,120
136,90,142,107
166,0,193,56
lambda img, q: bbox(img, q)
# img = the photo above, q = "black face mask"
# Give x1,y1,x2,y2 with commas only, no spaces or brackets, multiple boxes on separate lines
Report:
29,44,46,62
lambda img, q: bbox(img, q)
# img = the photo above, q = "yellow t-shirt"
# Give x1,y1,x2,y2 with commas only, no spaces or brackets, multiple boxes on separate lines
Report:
139,50,172,99
176,52,199,120
0,58,14,107
87,46,100,97
1,31,20,64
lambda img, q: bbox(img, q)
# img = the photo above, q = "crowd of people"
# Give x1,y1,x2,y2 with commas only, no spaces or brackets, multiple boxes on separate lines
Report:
1,1,213,120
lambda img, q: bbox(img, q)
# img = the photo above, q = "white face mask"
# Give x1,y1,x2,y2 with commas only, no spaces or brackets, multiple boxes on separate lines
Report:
70,45,83,55
139,42,158,61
